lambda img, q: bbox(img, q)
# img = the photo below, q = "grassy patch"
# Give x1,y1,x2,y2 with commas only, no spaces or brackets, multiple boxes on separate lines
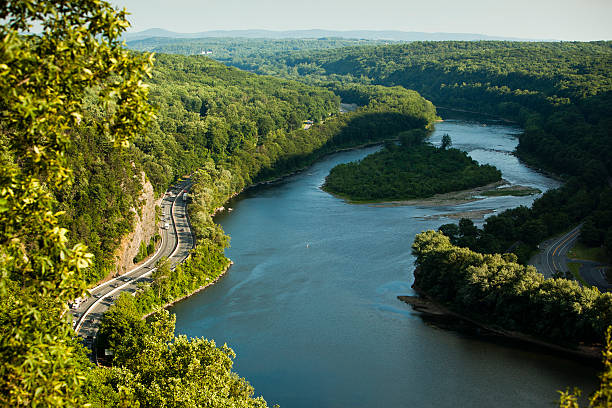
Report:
568,242,611,264
480,186,541,197
567,262,589,287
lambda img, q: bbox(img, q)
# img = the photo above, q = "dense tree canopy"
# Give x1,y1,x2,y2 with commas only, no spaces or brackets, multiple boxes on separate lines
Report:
412,231,612,346
228,40,611,258
217,40,612,179
323,135,501,201
126,36,385,63
0,0,154,405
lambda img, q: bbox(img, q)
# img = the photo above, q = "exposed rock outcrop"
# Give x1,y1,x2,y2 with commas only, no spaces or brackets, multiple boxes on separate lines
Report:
113,173,161,277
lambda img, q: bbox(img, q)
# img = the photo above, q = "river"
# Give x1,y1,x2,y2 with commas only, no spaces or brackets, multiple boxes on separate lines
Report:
172,117,598,407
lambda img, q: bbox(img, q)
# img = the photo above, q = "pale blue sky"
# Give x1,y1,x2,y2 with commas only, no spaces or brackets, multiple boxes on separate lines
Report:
114,0,612,41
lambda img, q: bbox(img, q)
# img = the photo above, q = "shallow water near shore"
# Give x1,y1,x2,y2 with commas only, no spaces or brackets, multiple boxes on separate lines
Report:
172,118,597,408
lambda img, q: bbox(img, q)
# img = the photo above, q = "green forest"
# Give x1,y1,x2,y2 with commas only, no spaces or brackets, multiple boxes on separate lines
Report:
60,51,437,284
219,40,612,261
1,0,612,406
323,132,501,201
0,2,441,406
412,230,612,346
126,36,385,63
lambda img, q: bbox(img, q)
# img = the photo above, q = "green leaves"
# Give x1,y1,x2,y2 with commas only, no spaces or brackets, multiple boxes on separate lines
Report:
0,1,155,406
93,308,268,407
323,143,501,201
412,230,612,345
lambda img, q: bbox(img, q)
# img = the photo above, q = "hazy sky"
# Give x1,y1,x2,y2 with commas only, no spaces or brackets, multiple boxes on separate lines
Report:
113,0,612,41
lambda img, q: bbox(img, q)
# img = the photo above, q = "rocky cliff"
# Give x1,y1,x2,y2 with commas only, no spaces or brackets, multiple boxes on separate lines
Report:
113,173,161,276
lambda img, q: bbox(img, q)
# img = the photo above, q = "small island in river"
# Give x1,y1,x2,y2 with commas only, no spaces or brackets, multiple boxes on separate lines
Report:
322,130,503,202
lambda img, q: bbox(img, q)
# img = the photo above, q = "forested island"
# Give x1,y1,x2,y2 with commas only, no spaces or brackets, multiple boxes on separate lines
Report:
323,130,501,201
218,40,612,262
1,0,611,406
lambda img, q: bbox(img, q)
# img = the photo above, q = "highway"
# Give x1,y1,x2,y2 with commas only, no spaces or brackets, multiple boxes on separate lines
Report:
530,224,610,291
71,178,195,354
529,225,581,278
545,224,581,277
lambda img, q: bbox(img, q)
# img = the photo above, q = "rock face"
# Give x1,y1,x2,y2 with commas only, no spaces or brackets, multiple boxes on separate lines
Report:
113,173,161,276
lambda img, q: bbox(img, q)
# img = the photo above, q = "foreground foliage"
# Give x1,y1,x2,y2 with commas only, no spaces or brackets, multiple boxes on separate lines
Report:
0,1,273,406
559,327,612,408
91,307,268,408
0,0,155,405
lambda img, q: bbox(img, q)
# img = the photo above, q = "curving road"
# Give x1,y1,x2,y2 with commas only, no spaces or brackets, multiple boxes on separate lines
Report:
529,224,610,291
529,225,581,279
71,178,195,354
578,261,612,290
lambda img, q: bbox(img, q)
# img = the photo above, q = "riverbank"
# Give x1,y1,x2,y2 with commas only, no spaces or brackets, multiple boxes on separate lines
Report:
416,209,495,221
246,139,400,190
342,180,540,207
143,261,233,319
436,106,517,124
399,289,603,362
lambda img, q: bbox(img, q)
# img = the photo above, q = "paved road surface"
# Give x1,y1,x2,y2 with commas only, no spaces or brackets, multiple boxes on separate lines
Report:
71,178,195,355
577,261,611,290
529,224,610,291
529,225,581,278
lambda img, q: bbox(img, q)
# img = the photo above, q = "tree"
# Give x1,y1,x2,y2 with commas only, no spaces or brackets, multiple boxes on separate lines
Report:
439,223,460,244
152,257,172,298
0,1,154,406
89,309,269,408
441,133,452,149
559,326,612,407
399,128,427,148
457,218,479,248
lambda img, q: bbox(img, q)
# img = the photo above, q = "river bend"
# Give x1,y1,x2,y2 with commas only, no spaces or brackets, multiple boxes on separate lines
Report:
173,118,596,408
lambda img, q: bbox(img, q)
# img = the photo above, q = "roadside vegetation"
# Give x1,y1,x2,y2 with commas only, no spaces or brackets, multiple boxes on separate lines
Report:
569,243,611,265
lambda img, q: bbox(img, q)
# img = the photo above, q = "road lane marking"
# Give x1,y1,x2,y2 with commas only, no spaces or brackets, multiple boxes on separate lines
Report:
80,199,173,295
552,227,580,257
75,184,186,335
544,225,580,276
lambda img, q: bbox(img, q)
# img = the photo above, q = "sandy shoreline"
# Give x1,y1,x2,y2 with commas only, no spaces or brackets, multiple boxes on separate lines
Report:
363,180,540,207
415,208,495,221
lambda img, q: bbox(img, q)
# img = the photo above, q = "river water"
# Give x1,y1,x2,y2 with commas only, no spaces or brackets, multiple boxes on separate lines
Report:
173,118,598,407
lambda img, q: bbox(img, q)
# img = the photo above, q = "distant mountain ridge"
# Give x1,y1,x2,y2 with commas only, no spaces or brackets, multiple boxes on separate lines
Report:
123,28,545,42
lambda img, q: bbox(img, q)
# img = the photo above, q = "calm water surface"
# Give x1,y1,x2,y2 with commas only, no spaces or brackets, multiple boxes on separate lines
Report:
173,119,597,407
